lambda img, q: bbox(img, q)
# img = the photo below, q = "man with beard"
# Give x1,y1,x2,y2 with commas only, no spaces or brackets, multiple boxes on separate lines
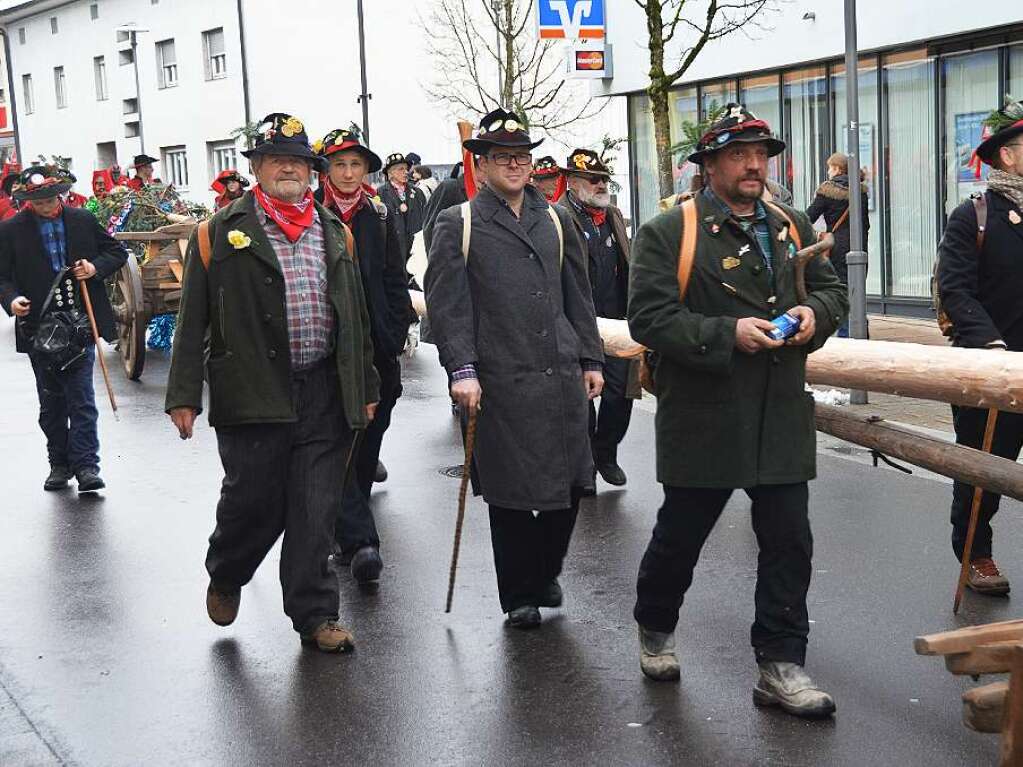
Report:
628,104,847,718
378,153,426,260
426,108,604,629
166,112,379,653
560,149,636,490
315,125,413,584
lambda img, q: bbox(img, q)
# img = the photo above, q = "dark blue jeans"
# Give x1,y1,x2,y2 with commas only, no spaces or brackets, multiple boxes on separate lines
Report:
29,346,100,473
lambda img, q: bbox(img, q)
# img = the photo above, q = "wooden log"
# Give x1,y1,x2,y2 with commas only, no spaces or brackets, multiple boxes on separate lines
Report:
807,338,1023,414
1003,645,1023,766
816,405,1023,502
963,682,1007,733
947,641,1023,676
915,619,1023,656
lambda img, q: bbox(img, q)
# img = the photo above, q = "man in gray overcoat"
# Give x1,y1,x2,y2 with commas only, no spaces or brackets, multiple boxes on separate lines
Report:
425,109,604,629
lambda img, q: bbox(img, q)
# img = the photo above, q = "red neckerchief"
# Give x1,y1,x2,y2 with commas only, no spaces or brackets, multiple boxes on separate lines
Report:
322,178,372,224
27,201,63,219
584,204,607,227
253,184,314,242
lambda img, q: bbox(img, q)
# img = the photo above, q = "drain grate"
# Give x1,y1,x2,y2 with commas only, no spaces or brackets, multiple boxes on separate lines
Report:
439,465,464,478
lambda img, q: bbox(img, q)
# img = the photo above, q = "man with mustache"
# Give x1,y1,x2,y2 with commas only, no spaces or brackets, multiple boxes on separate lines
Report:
628,104,847,718
166,112,380,653
560,149,637,491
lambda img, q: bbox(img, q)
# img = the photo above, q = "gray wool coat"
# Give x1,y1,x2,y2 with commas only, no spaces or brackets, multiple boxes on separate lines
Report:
425,185,604,511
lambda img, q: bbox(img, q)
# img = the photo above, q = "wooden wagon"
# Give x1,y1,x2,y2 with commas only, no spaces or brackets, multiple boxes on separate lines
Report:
110,220,197,380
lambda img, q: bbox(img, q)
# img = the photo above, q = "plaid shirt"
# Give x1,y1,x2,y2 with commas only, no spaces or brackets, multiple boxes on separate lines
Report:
36,213,68,273
256,207,335,371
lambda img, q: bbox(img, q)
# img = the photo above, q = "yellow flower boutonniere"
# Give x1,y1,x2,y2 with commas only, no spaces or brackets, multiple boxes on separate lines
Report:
227,230,252,250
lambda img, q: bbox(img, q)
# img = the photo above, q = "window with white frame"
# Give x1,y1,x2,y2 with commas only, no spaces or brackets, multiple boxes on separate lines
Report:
94,56,107,101
22,74,33,114
54,66,67,108
208,140,238,176
203,28,227,80
156,39,178,88
163,146,188,189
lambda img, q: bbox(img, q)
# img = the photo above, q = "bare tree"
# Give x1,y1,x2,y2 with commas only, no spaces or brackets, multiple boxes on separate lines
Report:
423,0,605,133
636,0,776,198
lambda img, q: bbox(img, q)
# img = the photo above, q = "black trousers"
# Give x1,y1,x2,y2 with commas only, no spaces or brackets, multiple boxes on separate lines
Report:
207,362,353,635
488,495,580,613
335,354,402,555
29,347,100,473
950,405,1023,561
634,483,812,665
588,356,633,464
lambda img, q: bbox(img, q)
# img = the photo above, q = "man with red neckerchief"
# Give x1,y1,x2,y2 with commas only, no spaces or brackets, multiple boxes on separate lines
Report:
314,125,412,586
166,112,380,654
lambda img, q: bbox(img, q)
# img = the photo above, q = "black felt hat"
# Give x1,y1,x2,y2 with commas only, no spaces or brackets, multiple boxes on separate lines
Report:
562,149,611,179
463,108,543,155
13,164,73,201
242,112,326,171
532,156,561,178
383,153,411,173
976,100,1023,165
688,103,786,165
132,154,158,168
316,126,383,174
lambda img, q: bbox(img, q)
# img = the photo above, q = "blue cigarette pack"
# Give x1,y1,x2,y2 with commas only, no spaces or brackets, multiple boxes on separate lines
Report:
767,312,801,341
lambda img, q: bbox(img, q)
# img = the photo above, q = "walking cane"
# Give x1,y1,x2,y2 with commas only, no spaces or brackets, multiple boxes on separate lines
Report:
445,406,479,613
953,407,999,614
76,264,118,415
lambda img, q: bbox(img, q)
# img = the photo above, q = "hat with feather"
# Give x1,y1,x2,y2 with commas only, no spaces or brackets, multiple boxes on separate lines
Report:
976,98,1023,166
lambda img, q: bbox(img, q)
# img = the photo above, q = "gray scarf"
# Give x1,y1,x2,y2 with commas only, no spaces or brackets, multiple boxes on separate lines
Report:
987,169,1023,211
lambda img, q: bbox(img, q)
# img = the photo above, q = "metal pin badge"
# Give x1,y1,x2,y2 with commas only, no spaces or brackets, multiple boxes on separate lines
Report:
778,227,788,242
738,244,750,256
722,256,741,270
1011,210,1022,225
710,223,721,234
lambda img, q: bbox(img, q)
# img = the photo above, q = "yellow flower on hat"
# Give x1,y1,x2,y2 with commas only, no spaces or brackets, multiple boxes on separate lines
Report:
311,139,324,155
280,116,304,138
227,230,251,250
573,154,590,170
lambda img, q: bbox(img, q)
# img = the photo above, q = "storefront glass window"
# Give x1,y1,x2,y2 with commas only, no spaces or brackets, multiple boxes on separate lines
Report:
629,93,661,225
943,50,998,215
1010,45,1023,98
830,61,882,295
739,74,782,184
669,87,699,195
783,67,828,209
884,52,937,298
700,80,737,120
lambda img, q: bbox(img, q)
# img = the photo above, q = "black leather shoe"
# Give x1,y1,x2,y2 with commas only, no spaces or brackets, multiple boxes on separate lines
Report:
506,606,541,629
76,468,106,493
537,580,563,608
596,462,627,486
374,461,388,483
44,465,72,491
350,546,383,584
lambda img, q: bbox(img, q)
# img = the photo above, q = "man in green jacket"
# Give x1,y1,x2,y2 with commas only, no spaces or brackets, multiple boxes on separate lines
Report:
165,112,380,653
628,104,847,718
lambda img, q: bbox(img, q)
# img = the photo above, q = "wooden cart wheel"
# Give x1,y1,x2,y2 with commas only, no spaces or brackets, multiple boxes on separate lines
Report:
110,256,148,381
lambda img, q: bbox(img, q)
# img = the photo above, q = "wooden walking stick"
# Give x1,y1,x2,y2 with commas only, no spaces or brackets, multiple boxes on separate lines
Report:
445,406,479,613
76,265,118,415
954,407,1000,614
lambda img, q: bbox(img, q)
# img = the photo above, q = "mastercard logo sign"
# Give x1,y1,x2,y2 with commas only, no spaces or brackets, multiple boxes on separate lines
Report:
575,51,606,71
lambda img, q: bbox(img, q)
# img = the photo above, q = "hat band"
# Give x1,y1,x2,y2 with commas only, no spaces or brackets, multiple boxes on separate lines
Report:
699,119,771,147
25,176,62,192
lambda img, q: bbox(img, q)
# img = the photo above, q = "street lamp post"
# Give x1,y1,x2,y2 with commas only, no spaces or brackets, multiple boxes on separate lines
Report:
493,0,503,107
356,0,372,146
843,0,868,404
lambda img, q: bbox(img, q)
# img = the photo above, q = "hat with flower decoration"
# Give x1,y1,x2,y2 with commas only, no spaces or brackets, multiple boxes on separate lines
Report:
13,163,73,201
688,102,786,165
532,156,561,179
316,124,383,173
976,99,1023,165
383,152,412,173
562,148,611,179
463,108,543,155
242,112,325,171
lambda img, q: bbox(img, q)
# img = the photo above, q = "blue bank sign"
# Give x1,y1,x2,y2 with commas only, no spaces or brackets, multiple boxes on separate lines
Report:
537,0,606,40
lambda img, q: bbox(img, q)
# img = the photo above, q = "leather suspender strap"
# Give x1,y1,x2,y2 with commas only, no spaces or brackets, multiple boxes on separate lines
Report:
198,220,212,271
677,198,698,300
973,193,988,252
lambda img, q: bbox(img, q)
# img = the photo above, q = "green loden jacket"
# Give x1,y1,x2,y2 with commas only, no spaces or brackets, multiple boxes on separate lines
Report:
165,191,380,429
628,190,848,489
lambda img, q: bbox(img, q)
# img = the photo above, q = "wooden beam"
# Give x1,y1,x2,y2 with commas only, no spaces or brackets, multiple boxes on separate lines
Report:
915,620,1023,656
963,681,1007,734
816,405,1023,501
947,641,1023,676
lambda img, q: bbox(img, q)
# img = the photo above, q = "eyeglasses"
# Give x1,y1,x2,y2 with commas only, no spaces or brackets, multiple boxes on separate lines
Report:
490,152,533,167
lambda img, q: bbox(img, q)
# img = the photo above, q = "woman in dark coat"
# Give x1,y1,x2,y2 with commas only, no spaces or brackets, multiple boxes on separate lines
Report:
805,152,869,287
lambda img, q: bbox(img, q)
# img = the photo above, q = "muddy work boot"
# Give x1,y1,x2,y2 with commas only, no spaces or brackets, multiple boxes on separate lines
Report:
966,557,1010,596
638,626,680,681
44,465,73,491
301,620,355,653
206,583,241,627
754,662,836,719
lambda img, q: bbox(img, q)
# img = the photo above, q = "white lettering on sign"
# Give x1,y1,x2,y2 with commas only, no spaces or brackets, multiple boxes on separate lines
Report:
549,0,592,39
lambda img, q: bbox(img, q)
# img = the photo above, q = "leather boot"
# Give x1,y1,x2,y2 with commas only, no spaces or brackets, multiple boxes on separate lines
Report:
301,620,355,653
206,583,241,627
44,465,72,491
537,580,563,608
639,625,680,681
76,468,106,493
966,557,1010,595
506,606,541,629
753,662,836,718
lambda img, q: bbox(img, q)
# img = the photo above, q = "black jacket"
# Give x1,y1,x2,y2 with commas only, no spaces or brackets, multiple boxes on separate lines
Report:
0,206,128,353
378,181,426,257
805,175,870,285
422,177,468,253
937,190,1023,350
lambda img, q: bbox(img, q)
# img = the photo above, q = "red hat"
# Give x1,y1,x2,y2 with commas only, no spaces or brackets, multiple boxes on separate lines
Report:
210,169,250,195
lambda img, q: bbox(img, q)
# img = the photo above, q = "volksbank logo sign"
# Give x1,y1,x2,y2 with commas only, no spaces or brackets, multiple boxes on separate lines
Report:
537,0,606,40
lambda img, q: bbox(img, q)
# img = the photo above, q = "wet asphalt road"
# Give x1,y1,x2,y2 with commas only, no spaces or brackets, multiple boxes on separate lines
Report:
0,320,1018,766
